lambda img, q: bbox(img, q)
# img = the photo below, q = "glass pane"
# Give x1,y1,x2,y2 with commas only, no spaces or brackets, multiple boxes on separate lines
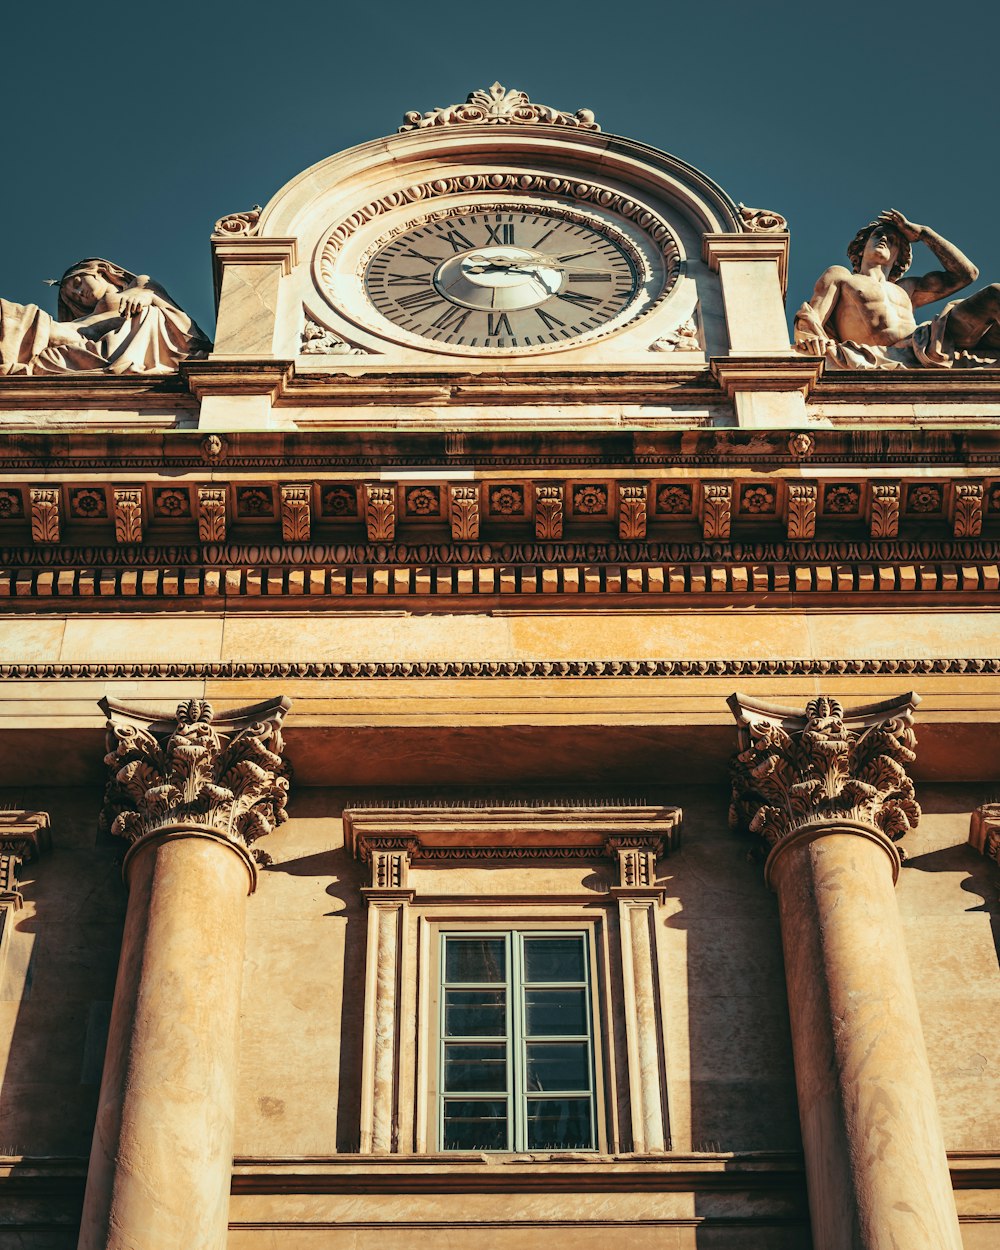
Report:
444,1043,508,1093
445,937,506,984
444,989,506,1038
525,1042,590,1092
523,936,586,984
443,1099,508,1150
526,1098,593,1150
524,988,588,1037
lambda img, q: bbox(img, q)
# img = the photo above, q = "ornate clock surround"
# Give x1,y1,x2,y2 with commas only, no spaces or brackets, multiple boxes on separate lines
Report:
314,173,683,357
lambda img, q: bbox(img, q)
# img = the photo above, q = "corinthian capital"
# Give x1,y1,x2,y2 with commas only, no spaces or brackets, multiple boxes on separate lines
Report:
728,693,921,849
99,696,292,855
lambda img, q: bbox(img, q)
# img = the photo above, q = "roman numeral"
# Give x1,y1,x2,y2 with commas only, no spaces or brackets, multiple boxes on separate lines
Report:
401,247,441,265
386,273,430,287
557,291,601,309
487,312,513,337
430,305,471,334
485,223,515,245
536,309,566,330
395,289,444,313
440,228,475,253
568,273,612,282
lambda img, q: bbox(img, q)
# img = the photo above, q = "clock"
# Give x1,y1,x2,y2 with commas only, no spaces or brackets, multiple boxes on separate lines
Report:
315,176,681,357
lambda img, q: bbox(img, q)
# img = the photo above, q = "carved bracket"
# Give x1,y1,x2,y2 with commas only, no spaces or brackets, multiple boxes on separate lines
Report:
728,692,921,851
953,481,985,538
869,481,900,538
787,482,817,540
281,485,312,543
618,483,648,540
969,803,1000,866
113,489,143,544
702,482,732,541
534,483,564,540
449,484,480,542
29,488,60,544
0,812,51,909
197,487,227,543
364,483,396,542
99,696,292,855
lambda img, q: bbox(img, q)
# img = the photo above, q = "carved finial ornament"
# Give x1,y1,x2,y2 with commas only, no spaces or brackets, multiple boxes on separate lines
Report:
728,693,921,852
738,204,788,233
399,82,599,132
212,206,262,238
99,696,291,856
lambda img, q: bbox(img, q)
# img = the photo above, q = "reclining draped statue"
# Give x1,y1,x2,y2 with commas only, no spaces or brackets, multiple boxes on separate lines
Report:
0,258,210,376
794,209,1000,369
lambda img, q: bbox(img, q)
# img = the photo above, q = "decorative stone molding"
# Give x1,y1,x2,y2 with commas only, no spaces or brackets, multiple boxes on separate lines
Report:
212,206,262,238
0,812,51,910
399,82,599,132
29,488,59,544
728,693,921,851
99,696,292,856
737,203,789,233
702,481,732,540
344,804,682,865
953,481,985,538
364,483,396,542
449,484,480,542
969,803,1000,865
0,657,997,681
870,481,901,538
787,482,817,540
112,488,143,544
787,433,814,459
534,483,564,540
197,486,227,543
618,483,648,540
280,485,311,543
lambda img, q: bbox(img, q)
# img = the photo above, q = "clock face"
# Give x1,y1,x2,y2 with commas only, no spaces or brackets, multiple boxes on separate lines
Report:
362,206,649,352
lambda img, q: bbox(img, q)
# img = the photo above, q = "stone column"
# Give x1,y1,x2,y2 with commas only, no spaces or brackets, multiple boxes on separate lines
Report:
729,693,962,1250
606,836,670,1153
78,696,291,1250
357,839,416,1154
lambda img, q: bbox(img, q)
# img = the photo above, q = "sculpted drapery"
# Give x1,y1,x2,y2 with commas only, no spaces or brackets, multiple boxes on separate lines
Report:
0,258,210,376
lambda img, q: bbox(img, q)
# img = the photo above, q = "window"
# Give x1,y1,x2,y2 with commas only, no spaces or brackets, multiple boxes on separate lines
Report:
439,930,596,1152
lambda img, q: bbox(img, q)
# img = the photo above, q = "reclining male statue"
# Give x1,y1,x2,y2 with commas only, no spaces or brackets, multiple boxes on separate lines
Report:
0,258,210,376
793,208,1000,369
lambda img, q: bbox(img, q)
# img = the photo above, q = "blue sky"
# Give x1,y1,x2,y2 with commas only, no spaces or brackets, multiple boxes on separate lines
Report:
2,0,997,334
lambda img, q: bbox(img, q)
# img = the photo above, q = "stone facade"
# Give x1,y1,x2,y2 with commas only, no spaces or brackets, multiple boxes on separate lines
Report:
0,87,998,1249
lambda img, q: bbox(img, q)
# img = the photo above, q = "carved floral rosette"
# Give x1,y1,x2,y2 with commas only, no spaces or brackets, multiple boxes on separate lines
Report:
728,693,921,851
99,695,292,859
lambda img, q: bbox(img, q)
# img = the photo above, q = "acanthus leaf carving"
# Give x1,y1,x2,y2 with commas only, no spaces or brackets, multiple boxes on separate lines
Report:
870,481,901,538
650,317,700,352
534,483,564,540
300,315,371,356
449,484,480,542
98,696,291,854
618,483,648,540
702,482,732,541
364,483,396,542
280,484,311,543
30,488,60,544
953,481,985,538
212,206,262,238
399,83,599,132
197,487,227,543
728,693,921,851
787,482,818,540
113,488,143,544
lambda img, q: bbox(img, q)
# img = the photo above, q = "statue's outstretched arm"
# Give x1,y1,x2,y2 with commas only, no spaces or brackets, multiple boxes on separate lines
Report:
881,210,979,307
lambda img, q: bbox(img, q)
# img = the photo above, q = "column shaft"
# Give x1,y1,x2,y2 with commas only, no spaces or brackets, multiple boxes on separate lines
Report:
769,824,962,1250
78,828,254,1250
